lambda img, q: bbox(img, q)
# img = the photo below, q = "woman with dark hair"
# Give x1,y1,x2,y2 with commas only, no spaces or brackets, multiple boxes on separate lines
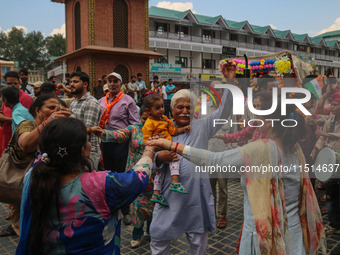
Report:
147,105,325,254
0,94,71,237
16,118,158,255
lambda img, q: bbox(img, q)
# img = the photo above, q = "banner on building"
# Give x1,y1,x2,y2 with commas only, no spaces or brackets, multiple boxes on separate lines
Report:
150,72,187,82
150,63,182,73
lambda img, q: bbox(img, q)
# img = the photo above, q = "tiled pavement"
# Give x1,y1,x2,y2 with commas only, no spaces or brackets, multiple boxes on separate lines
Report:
0,179,339,254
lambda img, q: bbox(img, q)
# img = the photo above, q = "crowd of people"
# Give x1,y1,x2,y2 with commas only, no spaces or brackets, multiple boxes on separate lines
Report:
0,64,338,254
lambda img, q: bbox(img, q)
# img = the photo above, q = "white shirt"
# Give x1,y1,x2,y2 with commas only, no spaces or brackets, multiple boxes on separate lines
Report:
161,85,167,100
128,82,139,101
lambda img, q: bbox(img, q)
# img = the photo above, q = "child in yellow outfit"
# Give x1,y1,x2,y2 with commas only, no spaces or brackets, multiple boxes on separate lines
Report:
142,93,190,206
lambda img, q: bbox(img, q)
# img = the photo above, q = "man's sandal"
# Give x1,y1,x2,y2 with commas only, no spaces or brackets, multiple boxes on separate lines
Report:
216,217,227,228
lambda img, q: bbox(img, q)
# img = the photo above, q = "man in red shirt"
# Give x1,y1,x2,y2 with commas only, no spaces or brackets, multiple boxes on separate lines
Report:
0,71,33,149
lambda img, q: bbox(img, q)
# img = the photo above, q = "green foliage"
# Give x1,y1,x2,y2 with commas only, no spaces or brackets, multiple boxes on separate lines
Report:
0,27,66,70
45,34,66,58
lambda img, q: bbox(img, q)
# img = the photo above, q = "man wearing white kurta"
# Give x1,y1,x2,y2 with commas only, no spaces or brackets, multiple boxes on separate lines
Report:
150,87,233,254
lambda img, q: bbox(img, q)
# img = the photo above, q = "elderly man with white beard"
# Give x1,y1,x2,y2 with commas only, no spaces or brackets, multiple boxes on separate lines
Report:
149,80,234,254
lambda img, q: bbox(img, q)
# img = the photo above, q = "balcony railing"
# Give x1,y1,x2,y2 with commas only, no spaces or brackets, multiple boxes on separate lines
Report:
149,30,340,61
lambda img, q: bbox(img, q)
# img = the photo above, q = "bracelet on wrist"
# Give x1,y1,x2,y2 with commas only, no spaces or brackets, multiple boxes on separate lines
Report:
145,148,155,154
169,141,173,151
174,142,179,153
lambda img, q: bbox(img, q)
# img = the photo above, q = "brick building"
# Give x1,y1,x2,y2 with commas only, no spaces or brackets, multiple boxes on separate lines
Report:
52,0,162,88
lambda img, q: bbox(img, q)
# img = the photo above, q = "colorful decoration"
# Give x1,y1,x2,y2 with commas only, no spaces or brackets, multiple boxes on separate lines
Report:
218,55,306,130
219,56,300,93
231,59,251,75
219,58,275,76
220,57,293,77
274,56,292,77
249,59,275,75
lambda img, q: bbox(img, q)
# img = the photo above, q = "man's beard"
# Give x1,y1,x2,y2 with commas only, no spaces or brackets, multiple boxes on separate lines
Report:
71,86,84,95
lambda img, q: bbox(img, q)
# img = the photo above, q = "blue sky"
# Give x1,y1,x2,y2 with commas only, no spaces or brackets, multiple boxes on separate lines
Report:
1,0,340,37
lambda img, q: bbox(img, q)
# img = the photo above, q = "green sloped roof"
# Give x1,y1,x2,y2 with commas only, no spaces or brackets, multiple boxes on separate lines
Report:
325,40,338,47
273,29,290,38
310,37,323,44
224,19,246,30
292,33,308,41
149,6,188,20
315,30,340,38
250,24,269,34
195,14,219,25
149,6,340,48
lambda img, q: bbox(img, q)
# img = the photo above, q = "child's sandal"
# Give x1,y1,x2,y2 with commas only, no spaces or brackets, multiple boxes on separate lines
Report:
169,182,188,194
150,193,169,206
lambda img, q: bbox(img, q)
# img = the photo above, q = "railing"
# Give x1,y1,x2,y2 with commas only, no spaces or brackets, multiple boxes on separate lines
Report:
182,67,221,75
149,30,340,61
254,45,261,50
229,41,238,47
191,36,202,43
238,42,247,48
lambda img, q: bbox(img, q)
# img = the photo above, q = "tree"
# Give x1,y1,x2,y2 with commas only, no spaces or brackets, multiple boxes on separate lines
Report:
22,31,47,69
0,27,66,70
0,27,26,64
45,34,66,59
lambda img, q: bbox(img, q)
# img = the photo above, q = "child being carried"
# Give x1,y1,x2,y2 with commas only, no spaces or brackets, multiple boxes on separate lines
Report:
142,93,191,206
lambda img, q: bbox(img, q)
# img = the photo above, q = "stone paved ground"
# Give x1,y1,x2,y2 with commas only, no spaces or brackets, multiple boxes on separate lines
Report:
0,179,339,254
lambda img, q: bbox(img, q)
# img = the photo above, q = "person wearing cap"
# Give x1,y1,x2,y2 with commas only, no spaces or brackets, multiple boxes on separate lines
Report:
98,71,139,225
69,72,102,169
32,81,43,100
103,84,109,94
93,78,104,100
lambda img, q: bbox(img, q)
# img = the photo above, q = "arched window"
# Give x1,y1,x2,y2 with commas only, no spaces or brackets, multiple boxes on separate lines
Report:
114,65,129,83
75,2,81,50
76,66,82,72
113,0,128,48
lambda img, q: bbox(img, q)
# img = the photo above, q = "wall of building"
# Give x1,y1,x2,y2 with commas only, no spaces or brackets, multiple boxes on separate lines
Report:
94,0,147,50
149,13,340,80
66,0,89,53
67,55,91,74
66,0,147,52
95,54,148,82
